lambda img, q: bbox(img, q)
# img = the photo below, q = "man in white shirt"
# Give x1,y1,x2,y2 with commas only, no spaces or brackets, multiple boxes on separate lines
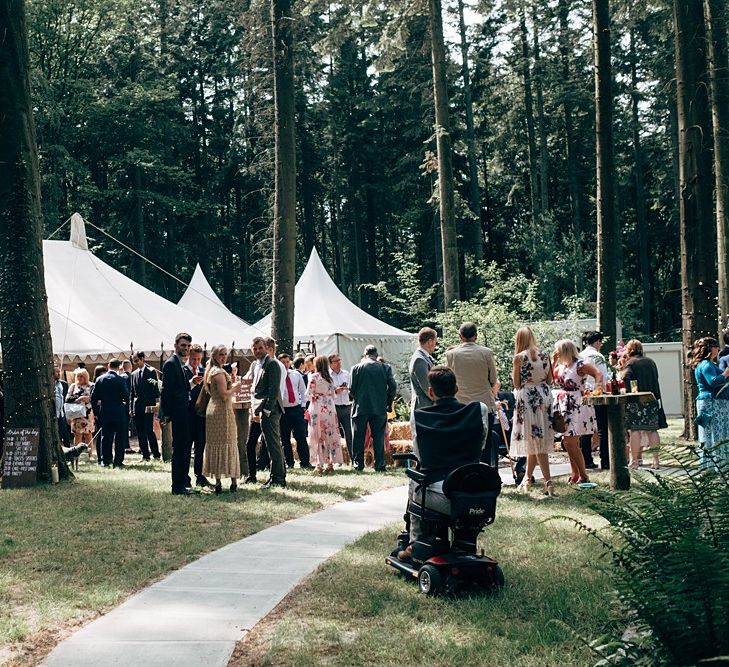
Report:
579,331,609,470
279,353,312,469
329,353,353,461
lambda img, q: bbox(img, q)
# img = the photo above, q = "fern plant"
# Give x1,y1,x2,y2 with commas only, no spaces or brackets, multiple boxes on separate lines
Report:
567,444,729,666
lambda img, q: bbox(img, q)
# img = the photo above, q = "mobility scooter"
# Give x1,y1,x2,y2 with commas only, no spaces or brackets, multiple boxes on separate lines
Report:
385,453,504,596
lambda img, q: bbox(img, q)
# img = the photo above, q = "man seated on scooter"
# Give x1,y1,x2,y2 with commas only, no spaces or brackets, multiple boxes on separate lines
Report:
399,365,489,560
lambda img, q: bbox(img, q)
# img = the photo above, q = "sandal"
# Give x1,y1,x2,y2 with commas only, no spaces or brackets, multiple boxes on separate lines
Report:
543,480,555,496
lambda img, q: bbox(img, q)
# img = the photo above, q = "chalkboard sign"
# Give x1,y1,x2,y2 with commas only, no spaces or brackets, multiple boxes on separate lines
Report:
1,427,40,489
234,382,251,406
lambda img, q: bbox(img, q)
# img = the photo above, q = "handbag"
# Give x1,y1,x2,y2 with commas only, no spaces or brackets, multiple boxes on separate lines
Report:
195,384,210,417
551,410,567,433
65,402,87,420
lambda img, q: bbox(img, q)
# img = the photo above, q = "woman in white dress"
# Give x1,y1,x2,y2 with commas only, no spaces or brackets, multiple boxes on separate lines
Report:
511,327,554,495
553,339,603,484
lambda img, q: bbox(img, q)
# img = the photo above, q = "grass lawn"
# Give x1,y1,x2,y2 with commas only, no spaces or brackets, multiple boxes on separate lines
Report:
0,457,403,666
229,476,628,667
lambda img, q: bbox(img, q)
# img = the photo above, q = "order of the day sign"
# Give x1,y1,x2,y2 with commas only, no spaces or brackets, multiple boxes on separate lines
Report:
1,427,40,489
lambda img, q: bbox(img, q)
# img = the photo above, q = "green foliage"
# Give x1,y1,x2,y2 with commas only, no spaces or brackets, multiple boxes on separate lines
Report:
568,446,729,666
434,263,583,387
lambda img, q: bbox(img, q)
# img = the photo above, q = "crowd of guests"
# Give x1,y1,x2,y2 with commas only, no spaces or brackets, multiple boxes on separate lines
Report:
37,319,729,494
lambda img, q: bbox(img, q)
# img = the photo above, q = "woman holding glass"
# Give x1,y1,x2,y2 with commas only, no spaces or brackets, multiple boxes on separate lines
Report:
620,339,667,469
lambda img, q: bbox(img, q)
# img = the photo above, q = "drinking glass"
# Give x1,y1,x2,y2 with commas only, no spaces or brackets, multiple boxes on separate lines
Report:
630,380,639,393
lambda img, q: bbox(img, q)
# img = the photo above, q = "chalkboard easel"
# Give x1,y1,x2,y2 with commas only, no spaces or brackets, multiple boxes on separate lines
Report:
1,427,40,489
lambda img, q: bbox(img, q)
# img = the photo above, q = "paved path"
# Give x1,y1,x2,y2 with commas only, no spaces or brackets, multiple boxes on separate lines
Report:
43,463,571,667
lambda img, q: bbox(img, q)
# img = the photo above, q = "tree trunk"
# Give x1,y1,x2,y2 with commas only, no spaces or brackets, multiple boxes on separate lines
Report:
532,2,549,213
629,27,651,335
131,164,146,285
519,5,540,229
296,89,316,257
593,0,618,348
705,0,729,331
270,0,297,354
481,142,492,261
457,0,483,261
0,0,71,483
674,0,718,438
558,0,581,236
428,0,460,308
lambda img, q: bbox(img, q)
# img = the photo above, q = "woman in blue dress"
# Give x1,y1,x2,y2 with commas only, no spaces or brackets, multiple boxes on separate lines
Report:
691,337,729,469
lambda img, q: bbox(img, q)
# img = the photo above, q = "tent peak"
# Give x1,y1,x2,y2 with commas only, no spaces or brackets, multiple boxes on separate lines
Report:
70,213,88,251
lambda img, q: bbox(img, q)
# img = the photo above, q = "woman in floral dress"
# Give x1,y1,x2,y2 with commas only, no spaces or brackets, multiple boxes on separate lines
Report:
65,368,95,457
511,326,554,495
306,355,343,474
553,339,603,484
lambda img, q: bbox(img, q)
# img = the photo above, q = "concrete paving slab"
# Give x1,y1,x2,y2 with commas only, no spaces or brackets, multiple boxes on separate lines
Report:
43,640,237,667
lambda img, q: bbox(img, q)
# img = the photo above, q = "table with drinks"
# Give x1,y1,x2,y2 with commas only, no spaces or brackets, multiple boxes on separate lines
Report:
582,382,656,491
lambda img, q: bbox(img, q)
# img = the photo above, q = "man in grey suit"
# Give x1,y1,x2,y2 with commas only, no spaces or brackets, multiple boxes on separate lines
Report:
350,345,397,471
251,336,286,488
409,327,438,412
445,322,499,466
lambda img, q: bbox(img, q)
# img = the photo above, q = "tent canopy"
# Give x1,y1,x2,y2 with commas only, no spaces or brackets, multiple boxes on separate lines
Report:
178,264,257,339
1,214,254,362
253,247,417,370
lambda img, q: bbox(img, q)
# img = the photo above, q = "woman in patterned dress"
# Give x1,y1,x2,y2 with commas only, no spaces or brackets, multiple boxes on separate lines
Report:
511,327,554,495
65,368,95,456
553,339,603,484
203,345,241,493
306,355,343,474
691,337,729,470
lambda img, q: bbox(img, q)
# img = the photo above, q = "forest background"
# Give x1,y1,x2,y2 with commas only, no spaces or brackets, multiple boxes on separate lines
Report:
27,0,687,344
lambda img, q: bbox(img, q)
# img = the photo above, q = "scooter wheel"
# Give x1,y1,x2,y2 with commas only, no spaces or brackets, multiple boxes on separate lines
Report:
493,565,505,589
418,564,442,596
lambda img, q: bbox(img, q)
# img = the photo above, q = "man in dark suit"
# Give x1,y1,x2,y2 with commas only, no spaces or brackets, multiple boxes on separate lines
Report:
130,351,160,461
90,359,130,468
161,332,196,495
350,345,397,472
251,336,285,488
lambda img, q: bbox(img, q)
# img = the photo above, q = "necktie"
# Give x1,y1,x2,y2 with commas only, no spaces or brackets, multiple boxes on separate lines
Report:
286,374,296,404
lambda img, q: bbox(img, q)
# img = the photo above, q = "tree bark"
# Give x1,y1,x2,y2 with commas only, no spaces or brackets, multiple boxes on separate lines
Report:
593,0,618,348
131,164,147,285
270,0,297,354
457,0,483,260
519,5,540,228
428,0,460,308
705,0,729,331
0,0,71,483
558,0,581,236
674,0,718,438
629,27,651,335
532,2,549,213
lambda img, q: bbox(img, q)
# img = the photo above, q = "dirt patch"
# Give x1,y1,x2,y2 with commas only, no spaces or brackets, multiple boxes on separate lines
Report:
3,612,98,667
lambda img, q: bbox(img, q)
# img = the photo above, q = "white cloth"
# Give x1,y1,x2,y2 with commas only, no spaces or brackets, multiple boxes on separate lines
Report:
55,381,65,418
331,368,351,406
282,369,307,408
410,401,490,458
275,358,288,401
579,345,608,390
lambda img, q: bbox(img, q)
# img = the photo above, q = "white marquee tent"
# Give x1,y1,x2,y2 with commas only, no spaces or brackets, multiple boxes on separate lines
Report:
253,247,418,370
1,214,253,363
178,264,265,344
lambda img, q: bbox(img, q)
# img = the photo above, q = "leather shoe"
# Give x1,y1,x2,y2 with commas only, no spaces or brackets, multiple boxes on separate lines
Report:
299,464,314,470
113,463,126,469
262,479,287,489
397,545,413,561
196,476,213,488
243,475,257,484
172,487,195,496
585,463,598,469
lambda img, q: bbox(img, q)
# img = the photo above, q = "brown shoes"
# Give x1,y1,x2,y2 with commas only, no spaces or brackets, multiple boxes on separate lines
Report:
397,544,413,561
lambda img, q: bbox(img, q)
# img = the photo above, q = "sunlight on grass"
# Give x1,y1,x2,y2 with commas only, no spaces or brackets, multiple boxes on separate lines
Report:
0,457,402,664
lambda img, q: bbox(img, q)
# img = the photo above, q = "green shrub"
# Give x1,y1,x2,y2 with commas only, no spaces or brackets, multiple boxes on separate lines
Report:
569,446,729,666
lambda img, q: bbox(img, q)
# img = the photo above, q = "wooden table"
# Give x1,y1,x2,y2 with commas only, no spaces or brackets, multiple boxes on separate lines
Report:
582,391,656,491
